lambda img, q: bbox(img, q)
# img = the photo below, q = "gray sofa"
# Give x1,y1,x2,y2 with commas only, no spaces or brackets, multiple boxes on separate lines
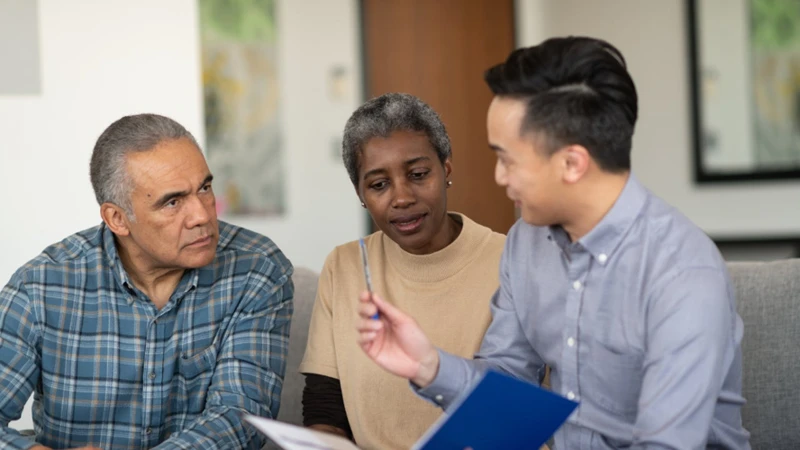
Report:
277,266,319,427
728,260,800,449
280,260,800,449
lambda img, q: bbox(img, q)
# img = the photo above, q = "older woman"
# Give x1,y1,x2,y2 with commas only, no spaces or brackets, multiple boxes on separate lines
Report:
298,93,506,449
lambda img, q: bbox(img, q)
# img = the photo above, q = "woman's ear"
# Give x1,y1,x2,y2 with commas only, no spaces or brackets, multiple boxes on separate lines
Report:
443,158,453,179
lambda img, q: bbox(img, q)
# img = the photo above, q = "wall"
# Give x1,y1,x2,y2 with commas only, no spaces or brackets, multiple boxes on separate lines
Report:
0,0,205,287
0,0,363,431
515,0,800,240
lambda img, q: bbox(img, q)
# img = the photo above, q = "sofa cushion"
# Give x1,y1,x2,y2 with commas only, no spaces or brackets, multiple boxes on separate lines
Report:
277,267,319,426
728,259,800,449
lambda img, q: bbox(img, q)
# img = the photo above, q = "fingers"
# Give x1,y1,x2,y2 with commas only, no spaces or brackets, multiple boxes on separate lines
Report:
358,291,406,324
357,330,378,347
356,315,383,332
358,291,379,319
356,303,383,349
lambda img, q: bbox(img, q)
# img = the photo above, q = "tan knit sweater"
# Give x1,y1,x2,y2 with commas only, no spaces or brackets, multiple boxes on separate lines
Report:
299,213,505,450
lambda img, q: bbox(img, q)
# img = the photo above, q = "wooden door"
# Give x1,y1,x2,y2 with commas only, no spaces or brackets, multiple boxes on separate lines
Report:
361,0,517,234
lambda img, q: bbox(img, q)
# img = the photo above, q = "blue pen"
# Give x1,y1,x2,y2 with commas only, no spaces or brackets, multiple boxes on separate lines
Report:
359,238,379,320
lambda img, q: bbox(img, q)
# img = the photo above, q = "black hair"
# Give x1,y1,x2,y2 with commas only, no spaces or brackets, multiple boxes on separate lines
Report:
484,36,638,172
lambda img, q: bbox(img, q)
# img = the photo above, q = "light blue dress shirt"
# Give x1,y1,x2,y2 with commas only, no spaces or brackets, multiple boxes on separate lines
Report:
418,174,750,449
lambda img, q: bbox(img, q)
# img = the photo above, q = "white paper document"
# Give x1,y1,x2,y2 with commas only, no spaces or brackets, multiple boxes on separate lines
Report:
243,415,361,450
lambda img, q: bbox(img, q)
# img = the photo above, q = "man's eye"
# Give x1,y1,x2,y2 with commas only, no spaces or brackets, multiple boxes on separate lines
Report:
200,184,212,192
165,199,179,208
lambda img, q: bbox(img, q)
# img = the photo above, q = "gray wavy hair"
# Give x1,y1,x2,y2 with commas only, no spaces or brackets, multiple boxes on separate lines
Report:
342,93,451,187
89,113,200,217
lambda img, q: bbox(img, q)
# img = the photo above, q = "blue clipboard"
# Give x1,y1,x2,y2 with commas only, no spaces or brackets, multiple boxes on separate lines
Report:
412,370,578,450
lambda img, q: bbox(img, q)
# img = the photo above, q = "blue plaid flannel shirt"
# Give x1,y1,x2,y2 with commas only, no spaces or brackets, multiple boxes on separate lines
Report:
0,221,293,449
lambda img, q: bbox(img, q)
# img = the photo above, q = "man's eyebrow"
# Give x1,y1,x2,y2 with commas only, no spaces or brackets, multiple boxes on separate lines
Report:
153,189,189,208
199,174,214,188
152,174,214,207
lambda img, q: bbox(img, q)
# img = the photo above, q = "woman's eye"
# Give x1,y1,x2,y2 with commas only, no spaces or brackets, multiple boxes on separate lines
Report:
410,171,429,179
370,181,387,190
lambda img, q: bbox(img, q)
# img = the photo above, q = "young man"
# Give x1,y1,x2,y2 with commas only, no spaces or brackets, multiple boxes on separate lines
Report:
0,114,293,449
356,37,750,449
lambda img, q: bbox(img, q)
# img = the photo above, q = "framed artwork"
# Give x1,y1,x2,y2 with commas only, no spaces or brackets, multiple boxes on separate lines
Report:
688,0,800,182
199,0,285,215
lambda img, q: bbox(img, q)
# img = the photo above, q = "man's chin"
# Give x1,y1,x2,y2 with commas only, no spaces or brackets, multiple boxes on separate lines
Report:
180,249,217,269
520,210,550,227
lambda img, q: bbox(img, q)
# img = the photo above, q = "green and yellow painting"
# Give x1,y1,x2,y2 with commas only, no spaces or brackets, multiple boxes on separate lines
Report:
199,0,284,215
750,0,800,167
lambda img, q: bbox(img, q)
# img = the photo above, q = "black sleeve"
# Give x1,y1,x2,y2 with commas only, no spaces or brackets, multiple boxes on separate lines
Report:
302,373,353,438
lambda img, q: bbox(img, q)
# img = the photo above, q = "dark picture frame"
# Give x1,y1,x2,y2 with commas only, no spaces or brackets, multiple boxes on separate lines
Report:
687,0,800,183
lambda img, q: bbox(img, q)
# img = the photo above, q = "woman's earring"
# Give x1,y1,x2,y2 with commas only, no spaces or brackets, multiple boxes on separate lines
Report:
361,202,366,208
446,180,453,187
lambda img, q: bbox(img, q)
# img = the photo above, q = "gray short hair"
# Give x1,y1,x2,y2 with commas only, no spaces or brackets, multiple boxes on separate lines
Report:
89,113,200,216
342,93,451,187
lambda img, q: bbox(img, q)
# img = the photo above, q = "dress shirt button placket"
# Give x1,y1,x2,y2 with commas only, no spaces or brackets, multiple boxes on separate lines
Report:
562,254,588,413
142,316,160,445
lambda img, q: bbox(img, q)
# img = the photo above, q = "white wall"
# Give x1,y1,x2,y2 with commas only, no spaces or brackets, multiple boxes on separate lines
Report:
516,0,800,239
0,0,205,285
0,0,364,431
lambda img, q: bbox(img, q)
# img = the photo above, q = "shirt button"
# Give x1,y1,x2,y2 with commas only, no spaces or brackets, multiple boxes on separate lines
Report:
567,391,576,401
145,427,152,435
148,372,156,380
598,253,608,264
434,394,444,403
567,337,575,347
572,280,582,290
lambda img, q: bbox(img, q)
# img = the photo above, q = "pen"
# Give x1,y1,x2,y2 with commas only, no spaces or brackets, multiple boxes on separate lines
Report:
359,238,379,320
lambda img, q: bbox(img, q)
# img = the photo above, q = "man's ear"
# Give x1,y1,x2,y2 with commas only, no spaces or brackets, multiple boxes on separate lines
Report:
101,203,132,237
561,145,591,184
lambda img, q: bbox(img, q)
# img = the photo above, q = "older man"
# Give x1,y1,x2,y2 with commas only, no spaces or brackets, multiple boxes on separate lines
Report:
0,114,293,449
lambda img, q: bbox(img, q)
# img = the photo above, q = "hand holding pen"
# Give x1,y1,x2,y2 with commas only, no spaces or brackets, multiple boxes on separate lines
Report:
359,238,379,320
